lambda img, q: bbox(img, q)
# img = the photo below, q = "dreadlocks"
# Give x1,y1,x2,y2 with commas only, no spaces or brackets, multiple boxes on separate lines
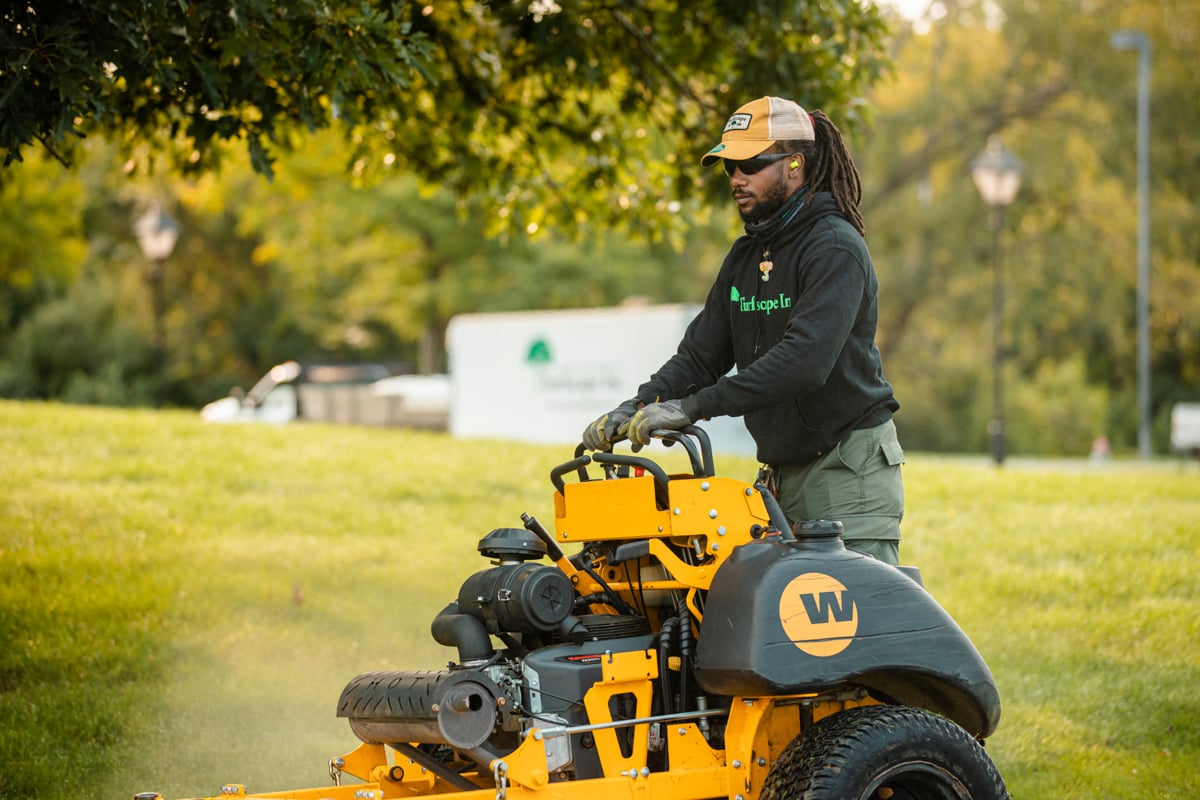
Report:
782,110,865,236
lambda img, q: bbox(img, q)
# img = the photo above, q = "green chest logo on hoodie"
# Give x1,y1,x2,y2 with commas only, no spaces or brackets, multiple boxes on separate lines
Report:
731,286,793,316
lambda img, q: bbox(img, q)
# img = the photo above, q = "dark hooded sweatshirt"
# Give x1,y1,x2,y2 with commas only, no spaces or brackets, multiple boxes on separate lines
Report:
635,191,898,465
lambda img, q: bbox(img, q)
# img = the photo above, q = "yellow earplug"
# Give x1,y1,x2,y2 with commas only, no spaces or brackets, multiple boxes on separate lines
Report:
790,160,799,169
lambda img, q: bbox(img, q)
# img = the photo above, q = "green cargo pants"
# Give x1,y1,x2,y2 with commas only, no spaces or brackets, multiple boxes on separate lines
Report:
774,419,905,566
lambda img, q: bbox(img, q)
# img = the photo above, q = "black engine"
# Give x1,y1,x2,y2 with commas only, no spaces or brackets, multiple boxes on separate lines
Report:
336,525,661,781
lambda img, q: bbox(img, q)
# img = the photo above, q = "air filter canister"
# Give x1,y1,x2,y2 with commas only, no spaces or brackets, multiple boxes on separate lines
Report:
457,563,574,635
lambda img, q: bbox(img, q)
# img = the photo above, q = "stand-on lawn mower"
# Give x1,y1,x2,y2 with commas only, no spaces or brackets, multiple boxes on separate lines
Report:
140,426,1007,800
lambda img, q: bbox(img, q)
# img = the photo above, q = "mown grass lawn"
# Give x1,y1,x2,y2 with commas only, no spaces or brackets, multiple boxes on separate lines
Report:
1,400,1197,800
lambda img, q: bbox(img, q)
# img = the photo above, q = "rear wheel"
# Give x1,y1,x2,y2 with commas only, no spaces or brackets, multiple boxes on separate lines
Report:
760,705,1008,800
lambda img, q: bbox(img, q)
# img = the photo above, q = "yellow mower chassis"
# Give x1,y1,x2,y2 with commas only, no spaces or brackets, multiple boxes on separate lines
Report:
165,465,880,800
184,690,873,800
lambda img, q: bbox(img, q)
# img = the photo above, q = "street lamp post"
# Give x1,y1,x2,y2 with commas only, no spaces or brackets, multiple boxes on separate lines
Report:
1111,29,1152,458
134,204,180,407
971,136,1023,467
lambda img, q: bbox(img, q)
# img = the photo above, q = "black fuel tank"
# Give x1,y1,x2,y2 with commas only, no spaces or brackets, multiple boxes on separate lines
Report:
694,529,1001,738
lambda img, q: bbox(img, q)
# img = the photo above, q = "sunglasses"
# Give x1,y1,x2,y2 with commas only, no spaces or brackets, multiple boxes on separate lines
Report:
723,153,792,177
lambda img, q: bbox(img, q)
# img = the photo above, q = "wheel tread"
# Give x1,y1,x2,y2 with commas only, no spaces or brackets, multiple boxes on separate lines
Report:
760,705,1008,800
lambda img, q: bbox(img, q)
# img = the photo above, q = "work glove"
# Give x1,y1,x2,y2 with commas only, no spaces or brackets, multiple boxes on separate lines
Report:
620,399,693,447
582,398,641,451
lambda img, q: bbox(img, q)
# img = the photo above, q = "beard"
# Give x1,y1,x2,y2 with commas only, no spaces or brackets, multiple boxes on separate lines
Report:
736,173,792,224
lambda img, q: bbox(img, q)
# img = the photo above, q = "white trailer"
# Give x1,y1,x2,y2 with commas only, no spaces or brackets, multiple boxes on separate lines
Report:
446,304,756,456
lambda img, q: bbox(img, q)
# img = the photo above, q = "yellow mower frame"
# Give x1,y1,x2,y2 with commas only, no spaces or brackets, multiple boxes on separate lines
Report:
150,429,1003,800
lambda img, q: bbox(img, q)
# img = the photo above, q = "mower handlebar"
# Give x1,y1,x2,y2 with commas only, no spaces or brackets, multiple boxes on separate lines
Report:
552,426,716,494
551,454,592,494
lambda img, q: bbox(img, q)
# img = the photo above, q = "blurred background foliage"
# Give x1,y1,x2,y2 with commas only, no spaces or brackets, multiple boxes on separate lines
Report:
0,0,1196,457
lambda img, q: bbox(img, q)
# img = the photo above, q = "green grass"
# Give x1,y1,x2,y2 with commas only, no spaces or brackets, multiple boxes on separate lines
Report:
1,401,1197,799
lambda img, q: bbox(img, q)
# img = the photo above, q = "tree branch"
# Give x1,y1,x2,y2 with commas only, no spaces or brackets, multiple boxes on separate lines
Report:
34,132,73,168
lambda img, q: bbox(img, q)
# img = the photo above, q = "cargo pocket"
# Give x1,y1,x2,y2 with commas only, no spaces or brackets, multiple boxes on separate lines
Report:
882,437,906,468
833,423,904,539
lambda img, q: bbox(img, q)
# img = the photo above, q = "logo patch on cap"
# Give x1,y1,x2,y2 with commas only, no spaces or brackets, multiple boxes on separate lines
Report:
723,113,752,133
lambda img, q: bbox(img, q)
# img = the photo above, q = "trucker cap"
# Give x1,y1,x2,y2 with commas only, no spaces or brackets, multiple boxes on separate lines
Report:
701,96,816,166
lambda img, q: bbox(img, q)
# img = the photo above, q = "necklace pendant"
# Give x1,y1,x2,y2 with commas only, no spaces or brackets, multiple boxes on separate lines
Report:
759,259,773,282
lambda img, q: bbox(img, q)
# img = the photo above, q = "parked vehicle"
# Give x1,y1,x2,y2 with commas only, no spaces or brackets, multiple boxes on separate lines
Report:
1170,402,1200,455
199,304,758,452
200,361,449,430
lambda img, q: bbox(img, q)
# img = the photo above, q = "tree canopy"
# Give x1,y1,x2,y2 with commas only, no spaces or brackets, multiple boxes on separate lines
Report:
1,0,1197,457
2,0,890,236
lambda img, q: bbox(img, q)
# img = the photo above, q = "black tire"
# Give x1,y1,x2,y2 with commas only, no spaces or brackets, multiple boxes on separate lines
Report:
760,705,1008,800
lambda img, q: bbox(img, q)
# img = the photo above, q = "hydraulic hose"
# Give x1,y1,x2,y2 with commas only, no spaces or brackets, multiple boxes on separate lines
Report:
678,605,693,713
657,617,677,716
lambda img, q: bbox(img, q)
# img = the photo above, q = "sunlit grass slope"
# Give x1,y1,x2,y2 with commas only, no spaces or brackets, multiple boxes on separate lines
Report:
0,401,1196,799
